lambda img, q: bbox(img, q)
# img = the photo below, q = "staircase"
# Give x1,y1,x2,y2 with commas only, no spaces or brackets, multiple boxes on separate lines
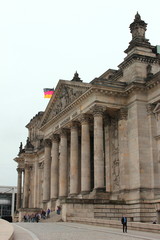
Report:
40,211,62,223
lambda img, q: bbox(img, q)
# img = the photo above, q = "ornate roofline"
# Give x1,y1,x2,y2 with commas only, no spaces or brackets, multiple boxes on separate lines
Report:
40,72,160,131
118,53,160,70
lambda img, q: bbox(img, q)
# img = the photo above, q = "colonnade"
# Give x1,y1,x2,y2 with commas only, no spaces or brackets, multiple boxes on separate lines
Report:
42,108,106,203
16,106,129,209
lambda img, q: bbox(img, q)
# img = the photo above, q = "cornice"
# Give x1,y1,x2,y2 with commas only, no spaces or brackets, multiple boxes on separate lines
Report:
40,86,128,131
39,77,160,131
118,54,160,70
146,73,160,90
14,156,24,163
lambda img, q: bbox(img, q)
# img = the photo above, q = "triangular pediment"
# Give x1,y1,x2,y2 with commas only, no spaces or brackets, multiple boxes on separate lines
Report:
40,80,91,128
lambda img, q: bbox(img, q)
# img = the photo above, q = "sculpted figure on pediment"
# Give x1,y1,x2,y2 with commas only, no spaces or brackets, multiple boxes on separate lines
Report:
48,85,87,121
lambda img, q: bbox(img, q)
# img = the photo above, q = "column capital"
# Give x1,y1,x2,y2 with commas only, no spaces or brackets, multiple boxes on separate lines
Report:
44,139,52,147
16,167,22,174
79,114,91,124
51,134,60,143
59,128,68,137
91,105,104,117
119,108,128,120
70,121,79,130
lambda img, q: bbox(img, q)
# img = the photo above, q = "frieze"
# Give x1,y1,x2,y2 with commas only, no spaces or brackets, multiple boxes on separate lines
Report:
72,112,78,118
60,117,70,126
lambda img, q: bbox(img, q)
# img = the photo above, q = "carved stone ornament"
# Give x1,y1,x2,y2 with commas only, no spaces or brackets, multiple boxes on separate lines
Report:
91,105,104,117
146,103,155,115
79,114,91,125
51,134,60,143
70,121,79,130
44,139,52,147
47,85,87,121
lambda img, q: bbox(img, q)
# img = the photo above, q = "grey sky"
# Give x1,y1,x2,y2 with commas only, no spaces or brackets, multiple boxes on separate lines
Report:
0,0,160,186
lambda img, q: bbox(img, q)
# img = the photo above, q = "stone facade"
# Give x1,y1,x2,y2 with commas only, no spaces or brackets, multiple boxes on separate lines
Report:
14,13,160,223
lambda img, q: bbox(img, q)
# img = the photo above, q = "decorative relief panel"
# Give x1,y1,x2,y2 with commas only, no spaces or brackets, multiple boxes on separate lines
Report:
110,118,120,191
47,85,88,122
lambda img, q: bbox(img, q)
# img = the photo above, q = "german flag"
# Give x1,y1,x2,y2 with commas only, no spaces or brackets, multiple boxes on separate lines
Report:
43,88,54,98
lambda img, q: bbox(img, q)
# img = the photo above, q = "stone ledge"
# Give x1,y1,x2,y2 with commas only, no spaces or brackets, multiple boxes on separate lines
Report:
67,217,160,233
0,219,14,240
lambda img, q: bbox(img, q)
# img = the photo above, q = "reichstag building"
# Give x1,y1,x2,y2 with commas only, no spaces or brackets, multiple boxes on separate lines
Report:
14,13,160,223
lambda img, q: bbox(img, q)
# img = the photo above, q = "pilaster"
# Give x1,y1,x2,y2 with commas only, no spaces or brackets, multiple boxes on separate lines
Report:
118,108,129,194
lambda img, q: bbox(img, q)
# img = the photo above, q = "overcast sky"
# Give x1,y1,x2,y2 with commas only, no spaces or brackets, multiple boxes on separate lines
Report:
0,0,160,186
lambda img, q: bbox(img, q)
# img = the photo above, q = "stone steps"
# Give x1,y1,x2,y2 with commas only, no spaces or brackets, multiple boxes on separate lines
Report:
67,216,160,234
40,211,62,223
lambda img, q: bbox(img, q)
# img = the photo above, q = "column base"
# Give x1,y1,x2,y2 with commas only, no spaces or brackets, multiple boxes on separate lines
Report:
59,196,67,200
80,191,90,195
69,193,79,197
93,187,105,193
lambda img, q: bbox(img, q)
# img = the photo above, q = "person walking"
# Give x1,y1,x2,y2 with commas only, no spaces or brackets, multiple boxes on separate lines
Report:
121,215,127,233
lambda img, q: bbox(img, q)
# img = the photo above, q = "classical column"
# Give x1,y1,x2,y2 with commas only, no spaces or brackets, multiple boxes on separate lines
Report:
59,129,68,198
93,106,105,190
81,114,90,194
16,168,22,209
70,122,79,195
118,108,129,190
23,164,30,208
104,115,111,192
51,134,60,199
33,160,38,208
43,139,52,202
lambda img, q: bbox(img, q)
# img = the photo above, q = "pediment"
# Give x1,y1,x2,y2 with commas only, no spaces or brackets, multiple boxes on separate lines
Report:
40,80,90,128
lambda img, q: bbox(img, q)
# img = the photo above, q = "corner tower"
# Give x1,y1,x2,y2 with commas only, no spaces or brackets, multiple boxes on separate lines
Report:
118,13,160,83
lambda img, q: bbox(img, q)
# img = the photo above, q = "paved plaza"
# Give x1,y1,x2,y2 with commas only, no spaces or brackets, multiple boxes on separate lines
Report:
12,222,160,240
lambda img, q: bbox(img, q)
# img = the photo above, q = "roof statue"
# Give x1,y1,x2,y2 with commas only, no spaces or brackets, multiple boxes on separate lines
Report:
71,71,82,82
125,12,151,53
25,137,34,151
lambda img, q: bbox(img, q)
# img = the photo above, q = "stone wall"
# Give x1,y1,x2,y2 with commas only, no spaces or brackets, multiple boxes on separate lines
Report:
61,200,157,223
